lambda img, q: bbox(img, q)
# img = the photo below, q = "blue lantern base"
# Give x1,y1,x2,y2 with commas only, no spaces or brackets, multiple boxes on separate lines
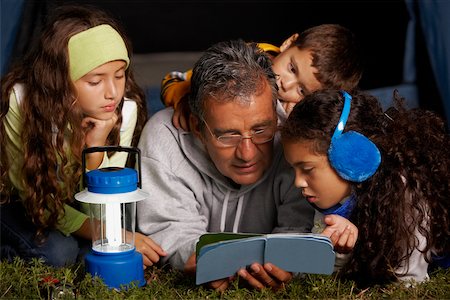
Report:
85,248,145,289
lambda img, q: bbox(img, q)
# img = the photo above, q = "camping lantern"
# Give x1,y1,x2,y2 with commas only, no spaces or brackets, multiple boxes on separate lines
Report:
74,146,147,289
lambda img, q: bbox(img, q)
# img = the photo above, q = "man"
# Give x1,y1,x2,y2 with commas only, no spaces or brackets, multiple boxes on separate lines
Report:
136,40,315,290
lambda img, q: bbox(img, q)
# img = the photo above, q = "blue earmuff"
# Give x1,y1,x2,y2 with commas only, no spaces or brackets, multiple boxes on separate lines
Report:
328,91,381,182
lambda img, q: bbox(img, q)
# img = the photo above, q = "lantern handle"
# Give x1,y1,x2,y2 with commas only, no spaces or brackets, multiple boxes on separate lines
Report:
81,146,142,189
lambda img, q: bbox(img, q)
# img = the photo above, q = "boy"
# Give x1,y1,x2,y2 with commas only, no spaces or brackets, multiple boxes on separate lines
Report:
161,24,363,126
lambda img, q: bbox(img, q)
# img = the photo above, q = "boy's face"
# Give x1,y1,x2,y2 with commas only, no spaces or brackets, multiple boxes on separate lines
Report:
283,139,351,210
272,47,322,112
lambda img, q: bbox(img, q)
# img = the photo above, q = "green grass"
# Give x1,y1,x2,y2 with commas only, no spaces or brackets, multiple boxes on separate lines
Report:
1,257,449,299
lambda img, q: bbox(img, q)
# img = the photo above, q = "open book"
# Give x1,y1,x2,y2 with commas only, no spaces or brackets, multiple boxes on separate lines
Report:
195,232,335,285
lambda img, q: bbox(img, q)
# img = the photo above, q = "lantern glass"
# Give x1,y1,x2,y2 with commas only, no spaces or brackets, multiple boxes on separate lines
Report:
88,202,136,253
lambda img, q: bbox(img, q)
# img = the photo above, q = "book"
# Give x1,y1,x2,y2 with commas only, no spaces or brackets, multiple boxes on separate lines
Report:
195,232,335,285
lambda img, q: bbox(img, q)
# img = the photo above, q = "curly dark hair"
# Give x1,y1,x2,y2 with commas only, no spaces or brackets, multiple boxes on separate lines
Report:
0,5,147,239
281,89,450,286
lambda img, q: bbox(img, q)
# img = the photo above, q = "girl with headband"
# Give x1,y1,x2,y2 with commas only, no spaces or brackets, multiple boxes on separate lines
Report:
281,89,449,286
0,5,166,267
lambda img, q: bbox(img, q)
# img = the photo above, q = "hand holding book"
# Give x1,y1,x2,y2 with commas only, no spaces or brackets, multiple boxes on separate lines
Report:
195,232,335,285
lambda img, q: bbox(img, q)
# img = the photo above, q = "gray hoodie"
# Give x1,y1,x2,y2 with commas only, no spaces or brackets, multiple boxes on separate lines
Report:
136,108,314,270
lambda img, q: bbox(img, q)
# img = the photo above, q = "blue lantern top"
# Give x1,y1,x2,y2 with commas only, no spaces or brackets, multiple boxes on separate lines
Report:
85,167,138,194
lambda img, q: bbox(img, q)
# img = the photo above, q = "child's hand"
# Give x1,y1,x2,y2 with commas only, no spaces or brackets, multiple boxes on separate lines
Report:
82,113,119,169
279,33,299,52
82,113,118,148
133,231,167,268
281,100,297,116
321,214,358,254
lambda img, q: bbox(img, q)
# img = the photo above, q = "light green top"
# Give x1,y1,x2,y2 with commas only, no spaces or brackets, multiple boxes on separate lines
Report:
4,83,138,235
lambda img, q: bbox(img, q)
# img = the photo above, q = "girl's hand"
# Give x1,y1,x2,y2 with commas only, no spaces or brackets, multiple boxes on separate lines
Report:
82,114,118,148
82,114,118,169
321,214,358,254
133,232,167,268
237,263,292,291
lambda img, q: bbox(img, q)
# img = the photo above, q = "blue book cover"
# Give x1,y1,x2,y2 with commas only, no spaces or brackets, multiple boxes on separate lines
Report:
195,233,335,285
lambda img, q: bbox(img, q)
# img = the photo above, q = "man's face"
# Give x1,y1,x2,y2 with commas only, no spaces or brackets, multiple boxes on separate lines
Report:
271,47,322,110
198,82,277,186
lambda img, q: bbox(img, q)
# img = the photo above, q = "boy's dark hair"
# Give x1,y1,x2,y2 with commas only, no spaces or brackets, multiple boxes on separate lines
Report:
295,24,363,92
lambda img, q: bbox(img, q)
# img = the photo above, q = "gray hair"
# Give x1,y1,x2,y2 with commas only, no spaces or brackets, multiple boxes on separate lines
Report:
189,39,277,121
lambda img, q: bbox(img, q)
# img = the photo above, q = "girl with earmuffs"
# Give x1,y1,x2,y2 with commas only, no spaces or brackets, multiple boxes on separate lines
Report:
280,89,449,286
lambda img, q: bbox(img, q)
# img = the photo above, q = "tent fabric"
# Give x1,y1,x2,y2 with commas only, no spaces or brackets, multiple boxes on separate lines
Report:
407,0,450,129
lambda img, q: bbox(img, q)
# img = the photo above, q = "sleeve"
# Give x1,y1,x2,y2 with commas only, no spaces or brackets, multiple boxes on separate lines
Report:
4,88,26,194
136,116,209,270
160,69,192,108
257,42,281,57
393,185,431,283
395,227,430,283
56,205,89,236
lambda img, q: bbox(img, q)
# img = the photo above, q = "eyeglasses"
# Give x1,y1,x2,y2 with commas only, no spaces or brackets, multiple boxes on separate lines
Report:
202,118,276,147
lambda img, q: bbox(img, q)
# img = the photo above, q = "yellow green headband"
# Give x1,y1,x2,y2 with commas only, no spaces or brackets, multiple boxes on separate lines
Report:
68,24,130,81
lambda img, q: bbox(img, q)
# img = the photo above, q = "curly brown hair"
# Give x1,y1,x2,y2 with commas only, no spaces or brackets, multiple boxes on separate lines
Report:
281,89,450,286
0,5,147,239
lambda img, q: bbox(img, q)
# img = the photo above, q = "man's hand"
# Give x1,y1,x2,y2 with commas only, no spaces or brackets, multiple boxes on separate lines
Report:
133,232,167,268
209,277,234,292
237,263,292,291
209,263,291,292
184,252,234,292
185,254,291,292
321,214,358,254
183,252,196,275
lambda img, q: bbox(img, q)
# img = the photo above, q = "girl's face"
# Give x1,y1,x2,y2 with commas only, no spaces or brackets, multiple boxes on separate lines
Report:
73,60,127,120
283,139,351,209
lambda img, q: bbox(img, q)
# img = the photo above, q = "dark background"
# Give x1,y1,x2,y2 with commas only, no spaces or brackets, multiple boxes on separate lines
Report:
7,0,444,119
13,0,409,90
